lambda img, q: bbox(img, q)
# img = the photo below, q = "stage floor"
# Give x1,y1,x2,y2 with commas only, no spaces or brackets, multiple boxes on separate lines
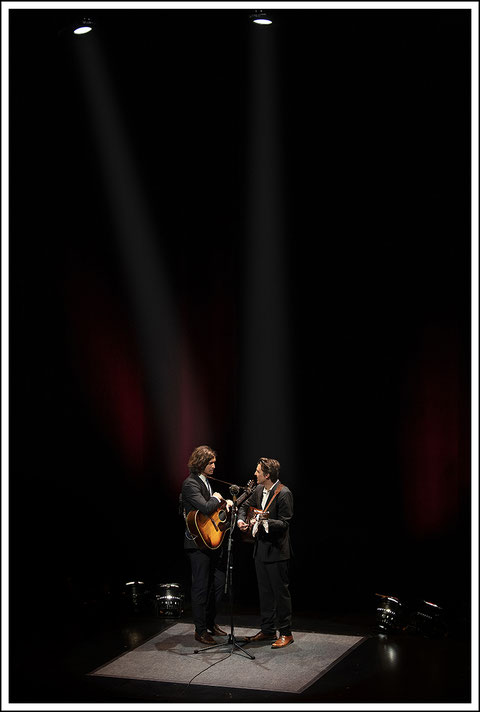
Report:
9,601,471,704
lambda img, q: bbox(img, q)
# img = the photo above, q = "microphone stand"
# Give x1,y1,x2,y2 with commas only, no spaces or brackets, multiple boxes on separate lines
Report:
193,488,255,660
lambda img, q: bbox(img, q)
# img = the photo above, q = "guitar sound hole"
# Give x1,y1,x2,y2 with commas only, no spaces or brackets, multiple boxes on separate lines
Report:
218,510,227,522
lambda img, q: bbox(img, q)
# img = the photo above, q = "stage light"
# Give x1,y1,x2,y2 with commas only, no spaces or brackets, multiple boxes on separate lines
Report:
375,594,448,637
412,599,447,637
375,593,408,633
250,11,272,25
73,18,94,35
123,580,146,612
154,582,184,618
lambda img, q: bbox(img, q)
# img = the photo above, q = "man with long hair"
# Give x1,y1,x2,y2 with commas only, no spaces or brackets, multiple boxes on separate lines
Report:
237,457,294,648
181,445,232,644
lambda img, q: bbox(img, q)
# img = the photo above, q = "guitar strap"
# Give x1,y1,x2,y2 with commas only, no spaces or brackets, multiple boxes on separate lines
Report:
260,482,284,513
249,483,285,538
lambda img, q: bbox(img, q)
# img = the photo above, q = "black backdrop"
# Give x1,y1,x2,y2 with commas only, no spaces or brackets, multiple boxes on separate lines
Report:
9,7,471,622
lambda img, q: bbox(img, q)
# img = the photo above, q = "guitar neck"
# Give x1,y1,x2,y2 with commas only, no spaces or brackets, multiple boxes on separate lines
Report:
235,489,250,507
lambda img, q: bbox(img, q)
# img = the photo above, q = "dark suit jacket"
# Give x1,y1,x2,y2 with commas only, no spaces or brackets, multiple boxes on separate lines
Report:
181,474,222,550
238,481,293,562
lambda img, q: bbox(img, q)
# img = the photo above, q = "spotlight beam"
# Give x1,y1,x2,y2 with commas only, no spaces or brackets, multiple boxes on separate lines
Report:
239,21,293,475
71,35,210,476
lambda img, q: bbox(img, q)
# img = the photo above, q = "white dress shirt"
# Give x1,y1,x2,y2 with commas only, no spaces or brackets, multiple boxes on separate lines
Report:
261,480,279,510
253,480,279,537
199,474,221,502
199,473,211,494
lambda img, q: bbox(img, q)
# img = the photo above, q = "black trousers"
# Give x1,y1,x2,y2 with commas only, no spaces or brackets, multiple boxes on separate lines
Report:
254,558,292,636
186,548,226,635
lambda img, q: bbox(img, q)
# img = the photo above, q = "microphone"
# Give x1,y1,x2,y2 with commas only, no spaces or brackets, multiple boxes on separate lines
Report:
229,484,240,497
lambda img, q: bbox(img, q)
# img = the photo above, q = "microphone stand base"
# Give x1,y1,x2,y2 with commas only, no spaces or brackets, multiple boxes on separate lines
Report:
194,634,255,660
193,500,255,660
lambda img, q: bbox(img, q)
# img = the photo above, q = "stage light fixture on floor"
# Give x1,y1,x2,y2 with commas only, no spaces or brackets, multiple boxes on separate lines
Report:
154,582,184,618
412,600,447,638
123,580,146,612
375,593,448,638
375,593,408,633
73,18,94,35
250,10,273,25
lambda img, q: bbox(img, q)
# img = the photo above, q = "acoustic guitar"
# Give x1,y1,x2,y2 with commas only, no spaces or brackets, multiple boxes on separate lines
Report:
240,483,284,542
240,507,269,543
186,479,256,550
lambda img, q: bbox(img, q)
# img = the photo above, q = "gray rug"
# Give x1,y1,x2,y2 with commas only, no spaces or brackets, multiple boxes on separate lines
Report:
90,623,366,694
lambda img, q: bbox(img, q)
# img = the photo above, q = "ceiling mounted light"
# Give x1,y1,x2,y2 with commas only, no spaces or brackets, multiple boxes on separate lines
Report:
73,17,94,35
250,10,273,26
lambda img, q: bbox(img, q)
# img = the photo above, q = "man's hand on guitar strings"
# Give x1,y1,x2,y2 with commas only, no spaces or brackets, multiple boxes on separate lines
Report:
213,493,234,512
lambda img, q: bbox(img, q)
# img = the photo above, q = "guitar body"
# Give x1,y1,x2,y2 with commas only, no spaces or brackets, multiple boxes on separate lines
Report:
185,479,256,550
186,505,230,550
240,506,269,543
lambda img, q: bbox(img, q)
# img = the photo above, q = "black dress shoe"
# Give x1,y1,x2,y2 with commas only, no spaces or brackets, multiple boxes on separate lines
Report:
243,631,277,643
195,631,216,645
207,624,228,636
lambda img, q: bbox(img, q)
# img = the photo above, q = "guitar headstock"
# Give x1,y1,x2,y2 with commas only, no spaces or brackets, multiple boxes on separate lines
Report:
245,478,256,494
234,478,257,508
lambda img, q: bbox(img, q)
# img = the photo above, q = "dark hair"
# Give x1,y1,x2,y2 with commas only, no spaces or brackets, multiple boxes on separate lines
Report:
188,445,216,475
258,457,280,481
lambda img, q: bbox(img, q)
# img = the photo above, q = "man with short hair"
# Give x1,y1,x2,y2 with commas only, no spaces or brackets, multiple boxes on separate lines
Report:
237,457,294,648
